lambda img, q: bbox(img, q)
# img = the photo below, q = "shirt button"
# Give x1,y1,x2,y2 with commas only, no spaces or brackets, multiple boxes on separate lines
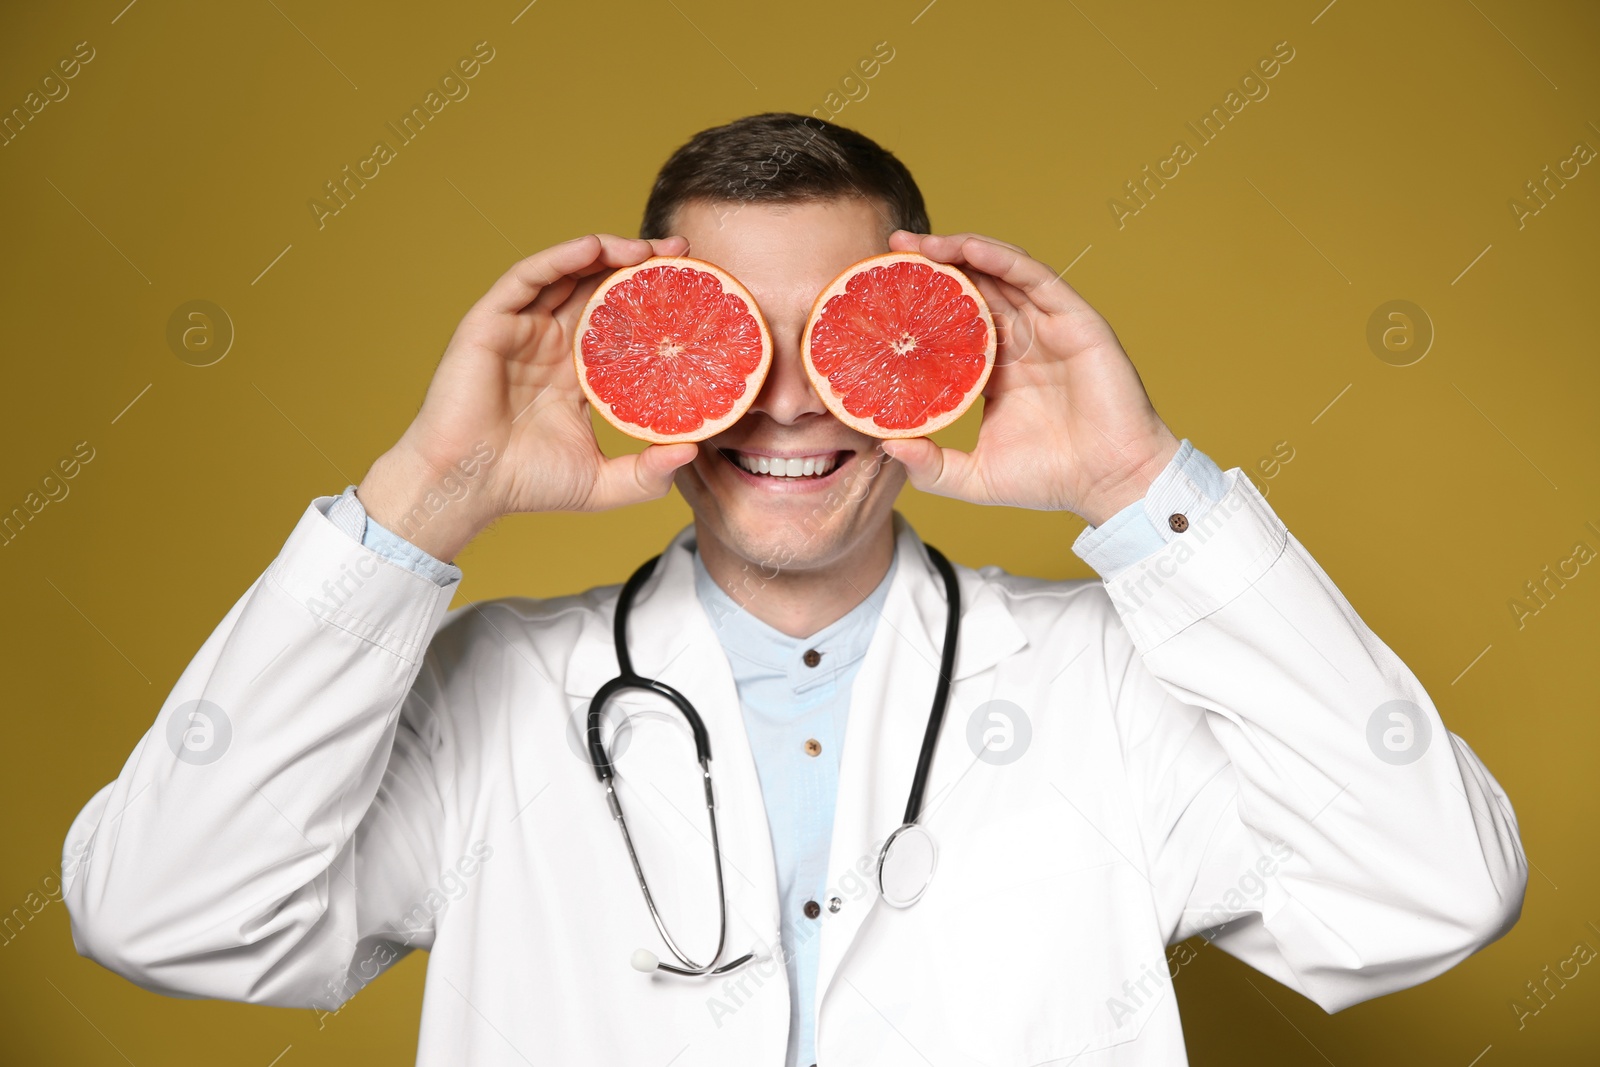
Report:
804,738,822,757
802,648,822,668
803,900,821,919
1168,512,1189,533
828,896,843,913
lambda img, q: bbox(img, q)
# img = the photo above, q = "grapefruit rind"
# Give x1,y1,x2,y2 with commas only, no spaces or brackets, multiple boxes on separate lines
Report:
800,251,996,440
573,256,773,444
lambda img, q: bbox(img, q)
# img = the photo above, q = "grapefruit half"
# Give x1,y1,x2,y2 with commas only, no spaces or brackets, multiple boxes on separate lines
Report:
574,256,772,444
801,251,995,439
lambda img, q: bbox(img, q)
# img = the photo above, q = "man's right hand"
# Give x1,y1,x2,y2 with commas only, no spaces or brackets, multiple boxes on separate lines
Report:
356,234,700,563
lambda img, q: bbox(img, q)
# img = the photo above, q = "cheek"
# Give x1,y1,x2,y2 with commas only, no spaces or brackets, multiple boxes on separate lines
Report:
674,455,716,503
847,448,906,504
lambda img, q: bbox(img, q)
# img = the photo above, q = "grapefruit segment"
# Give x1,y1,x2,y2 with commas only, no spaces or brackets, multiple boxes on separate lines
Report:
801,251,995,439
574,257,772,443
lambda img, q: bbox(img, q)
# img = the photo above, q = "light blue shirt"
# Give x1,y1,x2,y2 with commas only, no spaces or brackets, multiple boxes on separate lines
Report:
692,546,896,1067
324,440,1231,1066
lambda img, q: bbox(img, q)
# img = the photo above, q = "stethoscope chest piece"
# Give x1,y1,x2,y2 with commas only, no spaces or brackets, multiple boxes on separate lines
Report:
877,822,938,908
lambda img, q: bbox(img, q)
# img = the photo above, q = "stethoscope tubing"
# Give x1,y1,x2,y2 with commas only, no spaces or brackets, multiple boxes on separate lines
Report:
587,543,961,974
900,544,958,826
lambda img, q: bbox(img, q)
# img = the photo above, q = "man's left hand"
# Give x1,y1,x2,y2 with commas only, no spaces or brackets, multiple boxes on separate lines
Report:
878,230,1180,527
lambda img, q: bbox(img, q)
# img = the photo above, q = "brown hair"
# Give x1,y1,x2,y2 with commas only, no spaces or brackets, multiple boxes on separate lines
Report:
639,112,930,239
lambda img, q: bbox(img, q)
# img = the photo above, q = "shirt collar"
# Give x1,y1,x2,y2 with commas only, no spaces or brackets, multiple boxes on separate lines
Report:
559,512,1030,702
692,546,899,687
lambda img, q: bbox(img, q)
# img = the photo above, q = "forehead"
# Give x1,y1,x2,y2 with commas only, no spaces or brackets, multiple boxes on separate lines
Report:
670,197,893,312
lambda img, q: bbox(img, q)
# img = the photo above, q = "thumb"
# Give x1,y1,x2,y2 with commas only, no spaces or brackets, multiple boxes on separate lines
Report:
633,442,700,498
591,442,699,510
879,437,945,491
880,437,983,502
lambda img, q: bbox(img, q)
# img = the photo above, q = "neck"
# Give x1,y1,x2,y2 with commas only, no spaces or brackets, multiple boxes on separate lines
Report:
695,518,898,639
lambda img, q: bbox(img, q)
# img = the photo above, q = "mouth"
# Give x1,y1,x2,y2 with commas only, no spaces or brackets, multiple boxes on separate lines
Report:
714,447,859,491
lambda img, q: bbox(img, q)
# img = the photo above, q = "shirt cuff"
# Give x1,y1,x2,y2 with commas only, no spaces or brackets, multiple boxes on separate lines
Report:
327,485,463,588
1071,440,1231,580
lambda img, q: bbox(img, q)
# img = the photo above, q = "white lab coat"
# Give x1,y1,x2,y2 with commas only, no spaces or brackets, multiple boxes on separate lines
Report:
63,468,1526,1065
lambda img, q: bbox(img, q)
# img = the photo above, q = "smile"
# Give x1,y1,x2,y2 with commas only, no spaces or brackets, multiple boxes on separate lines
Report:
721,449,847,479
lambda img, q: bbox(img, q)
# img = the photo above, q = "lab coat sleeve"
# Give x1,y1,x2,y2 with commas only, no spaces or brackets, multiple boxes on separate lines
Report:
1097,468,1526,1012
61,496,466,1009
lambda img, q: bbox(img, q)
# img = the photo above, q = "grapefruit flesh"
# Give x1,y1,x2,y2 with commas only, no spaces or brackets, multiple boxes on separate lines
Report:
574,257,772,444
801,252,995,439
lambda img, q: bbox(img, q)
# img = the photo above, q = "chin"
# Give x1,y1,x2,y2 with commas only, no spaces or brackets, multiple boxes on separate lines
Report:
677,442,904,574
718,513,862,575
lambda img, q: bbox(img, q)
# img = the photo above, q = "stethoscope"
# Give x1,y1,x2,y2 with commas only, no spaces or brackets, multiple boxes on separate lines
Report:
586,544,961,977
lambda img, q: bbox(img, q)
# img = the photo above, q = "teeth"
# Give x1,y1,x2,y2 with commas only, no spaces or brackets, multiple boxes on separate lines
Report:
734,452,838,478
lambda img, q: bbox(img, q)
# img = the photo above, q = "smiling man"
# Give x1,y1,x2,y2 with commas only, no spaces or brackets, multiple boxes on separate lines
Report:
64,113,1526,1066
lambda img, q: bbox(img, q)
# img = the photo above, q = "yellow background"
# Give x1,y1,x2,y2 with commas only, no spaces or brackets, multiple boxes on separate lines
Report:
3,0,1597,1062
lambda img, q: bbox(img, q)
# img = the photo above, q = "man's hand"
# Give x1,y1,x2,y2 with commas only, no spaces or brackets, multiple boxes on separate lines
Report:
878,231,1180,527
357,234,700,562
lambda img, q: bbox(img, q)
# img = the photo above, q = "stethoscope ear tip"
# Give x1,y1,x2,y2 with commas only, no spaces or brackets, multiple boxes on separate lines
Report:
631,948,661,973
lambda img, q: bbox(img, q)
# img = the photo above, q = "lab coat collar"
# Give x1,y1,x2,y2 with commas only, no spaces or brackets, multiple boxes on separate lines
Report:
562,522,705,703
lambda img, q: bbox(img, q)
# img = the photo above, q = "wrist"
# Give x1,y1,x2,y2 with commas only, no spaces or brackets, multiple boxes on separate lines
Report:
1076,432,1181,527
357,445,496,563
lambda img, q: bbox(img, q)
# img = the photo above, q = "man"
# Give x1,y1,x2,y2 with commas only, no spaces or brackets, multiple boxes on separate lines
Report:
63,113,1525,1066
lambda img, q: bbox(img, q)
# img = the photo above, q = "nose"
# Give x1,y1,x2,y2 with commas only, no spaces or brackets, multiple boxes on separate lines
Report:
748,322,829,425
